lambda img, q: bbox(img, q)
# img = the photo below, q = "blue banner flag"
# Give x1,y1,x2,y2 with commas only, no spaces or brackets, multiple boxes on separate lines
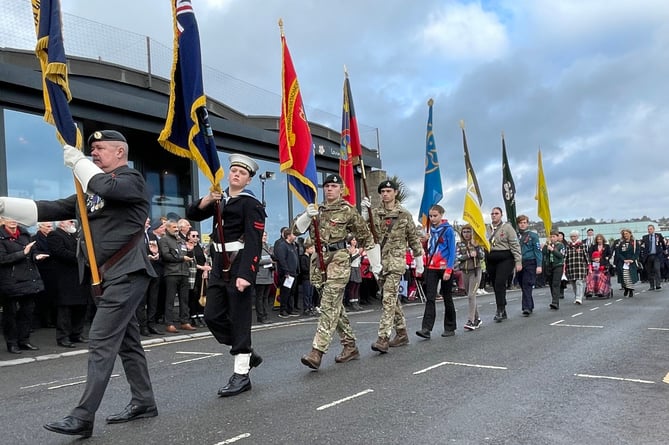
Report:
32,0,82,147
418,99,443,228
159,0,223,191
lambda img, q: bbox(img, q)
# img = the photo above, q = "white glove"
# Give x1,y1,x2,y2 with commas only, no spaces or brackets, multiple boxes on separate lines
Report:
306,203,319,217
360,197,371,209
294,212,312,233
63,144,85,169
415,255,424,275
64,144,104,192
0,197,38,226
367,244,382,277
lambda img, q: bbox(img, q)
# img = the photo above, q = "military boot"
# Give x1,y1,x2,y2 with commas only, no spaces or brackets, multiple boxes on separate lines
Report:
371,336,389,353
388,328,409,347
335,342,360,363
300,348,323,370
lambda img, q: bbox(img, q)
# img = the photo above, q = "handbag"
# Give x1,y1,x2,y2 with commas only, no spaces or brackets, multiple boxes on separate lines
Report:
198,277,207,307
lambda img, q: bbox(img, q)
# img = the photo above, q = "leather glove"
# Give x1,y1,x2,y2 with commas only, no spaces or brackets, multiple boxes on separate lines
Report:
306,203,319,217
63,144,85,169
0,197,38,226
415,255,424,275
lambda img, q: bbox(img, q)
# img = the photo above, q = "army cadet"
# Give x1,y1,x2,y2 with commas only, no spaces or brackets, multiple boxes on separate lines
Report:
295,174,381,370
186,154,266,396
361,179,424,353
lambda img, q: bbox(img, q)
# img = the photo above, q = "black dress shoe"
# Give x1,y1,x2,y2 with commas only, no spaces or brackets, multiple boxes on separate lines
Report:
18,343,39,351
250,351,263,369
44,415,93,437
7,344,21,354
415,328,431,339
58,340,76,348
70,336,88,343
147,326,164,335
217,373,251,397
106,404,158,424
140,327,152,337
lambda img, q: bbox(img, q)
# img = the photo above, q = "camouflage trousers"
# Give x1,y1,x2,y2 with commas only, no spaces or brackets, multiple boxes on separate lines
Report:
377,272,407,338
312,250,355,353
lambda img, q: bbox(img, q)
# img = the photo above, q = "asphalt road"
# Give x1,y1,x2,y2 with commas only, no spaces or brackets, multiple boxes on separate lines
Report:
1,286,668,444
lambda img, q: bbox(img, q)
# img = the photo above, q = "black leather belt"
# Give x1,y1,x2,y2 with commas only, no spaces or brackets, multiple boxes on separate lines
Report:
322,240,347,252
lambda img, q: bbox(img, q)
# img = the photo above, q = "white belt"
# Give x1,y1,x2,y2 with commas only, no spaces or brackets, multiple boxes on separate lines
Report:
212,241,244,253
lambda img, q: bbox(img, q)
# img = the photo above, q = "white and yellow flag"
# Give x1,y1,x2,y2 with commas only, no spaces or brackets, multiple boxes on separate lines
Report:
463,169,491,251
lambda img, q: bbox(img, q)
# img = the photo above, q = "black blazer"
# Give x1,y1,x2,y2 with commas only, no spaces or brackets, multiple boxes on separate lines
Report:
36,165,156,284
641,233,665,261
47,228,89,306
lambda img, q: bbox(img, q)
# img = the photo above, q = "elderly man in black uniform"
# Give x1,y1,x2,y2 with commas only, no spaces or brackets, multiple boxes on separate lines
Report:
0,130,157,438
187,153,266,397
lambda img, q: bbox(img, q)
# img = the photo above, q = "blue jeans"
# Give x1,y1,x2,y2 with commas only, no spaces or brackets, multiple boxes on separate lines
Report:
518,259,537,311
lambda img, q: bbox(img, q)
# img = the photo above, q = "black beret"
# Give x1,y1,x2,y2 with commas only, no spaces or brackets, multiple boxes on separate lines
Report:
87,130,127,147
378,179,399,193
323,174,343,186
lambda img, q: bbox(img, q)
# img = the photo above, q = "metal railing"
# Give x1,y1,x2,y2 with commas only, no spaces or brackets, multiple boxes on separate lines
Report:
1,0,379,151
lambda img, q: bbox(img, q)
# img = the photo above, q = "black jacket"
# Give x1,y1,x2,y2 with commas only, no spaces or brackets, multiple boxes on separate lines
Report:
47,227,89,306
275,238,299,277
159,233,190,277
0,226,44,298
36,164,156,285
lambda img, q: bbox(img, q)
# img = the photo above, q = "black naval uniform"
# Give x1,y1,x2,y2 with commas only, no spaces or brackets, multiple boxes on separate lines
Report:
37,164,157,423
187,188,265,355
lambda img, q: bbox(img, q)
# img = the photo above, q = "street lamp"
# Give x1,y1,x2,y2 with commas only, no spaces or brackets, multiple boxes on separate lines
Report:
259,171,275,207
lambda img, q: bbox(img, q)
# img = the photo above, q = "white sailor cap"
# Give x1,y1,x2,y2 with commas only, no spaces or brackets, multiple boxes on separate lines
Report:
229,153,259,177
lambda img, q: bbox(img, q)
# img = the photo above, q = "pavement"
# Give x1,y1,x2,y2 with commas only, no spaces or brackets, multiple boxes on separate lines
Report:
0,295,388,367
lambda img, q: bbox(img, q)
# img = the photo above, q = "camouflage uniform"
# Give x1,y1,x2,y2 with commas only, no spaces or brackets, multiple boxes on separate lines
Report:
372,201,423,339
300,197,373,353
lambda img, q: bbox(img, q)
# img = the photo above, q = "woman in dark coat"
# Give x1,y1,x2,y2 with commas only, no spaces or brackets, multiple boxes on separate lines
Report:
0,218,44,353
47,220,89,347
614,228,640,297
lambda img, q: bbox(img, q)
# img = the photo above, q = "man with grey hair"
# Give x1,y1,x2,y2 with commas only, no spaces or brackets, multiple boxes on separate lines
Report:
0,130,158,437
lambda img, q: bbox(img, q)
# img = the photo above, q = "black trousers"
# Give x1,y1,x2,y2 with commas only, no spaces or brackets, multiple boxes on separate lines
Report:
421,269,456,332
2,294,36,346
204,274,253,355
70,272,154,422
56,304,87,343
487,250,515,310
645,254,662,287
254,284,271,321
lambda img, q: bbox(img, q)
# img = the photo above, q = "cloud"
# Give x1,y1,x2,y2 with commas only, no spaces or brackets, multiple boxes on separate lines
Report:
419,3,509,61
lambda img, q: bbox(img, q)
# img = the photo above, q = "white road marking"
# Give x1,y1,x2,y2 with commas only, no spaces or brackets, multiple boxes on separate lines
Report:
589,307,599,311
553,323,603,328
214,433,251,444
575,373,655,384
21,376,86,390
316,389,374,411
615,298,623,302
648,328,669,331
550,319,565,326
572,312,583,317
172,351,223,365
604,302,612,306
413,361,507,375
49,374,120,390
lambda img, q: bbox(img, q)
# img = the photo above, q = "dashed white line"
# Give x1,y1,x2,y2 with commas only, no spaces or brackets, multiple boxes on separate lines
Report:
550,319,565,326
604,302,612,306
589,307,599,311
648,328,669,331
575,373,655,384
214,433,251,444
413,361,507,375
553,323,603,328
316,389,374,411
572,312,583,318
172,351,222,365
48,374,120,390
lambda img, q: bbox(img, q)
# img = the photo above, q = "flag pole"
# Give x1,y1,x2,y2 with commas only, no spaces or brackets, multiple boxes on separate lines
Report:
344,66,379,244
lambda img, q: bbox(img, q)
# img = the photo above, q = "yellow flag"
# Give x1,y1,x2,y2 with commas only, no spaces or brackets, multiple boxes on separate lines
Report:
463,169,491,251
535,150,552,235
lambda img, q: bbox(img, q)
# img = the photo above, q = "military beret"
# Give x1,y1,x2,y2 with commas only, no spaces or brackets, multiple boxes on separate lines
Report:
323,174,343,186
87,130,127,147
229,153,259,176
377,179,399,193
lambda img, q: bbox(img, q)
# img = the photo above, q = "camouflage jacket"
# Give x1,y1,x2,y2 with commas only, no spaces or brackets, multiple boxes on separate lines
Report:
372,201,423,275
